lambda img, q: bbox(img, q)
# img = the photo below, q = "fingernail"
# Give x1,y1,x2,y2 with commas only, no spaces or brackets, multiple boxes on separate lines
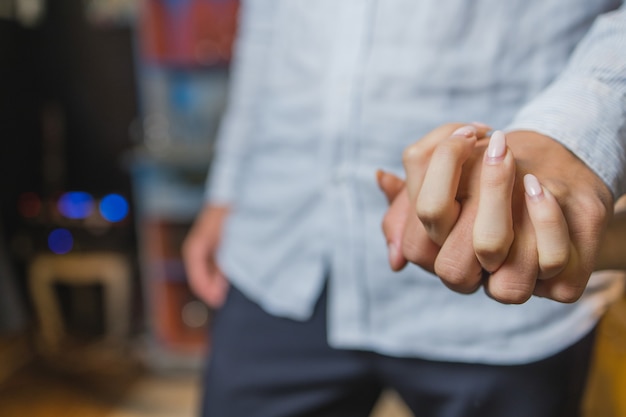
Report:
388,242,400,264
486,130,506,161
451,125,477,137
524,174,544,200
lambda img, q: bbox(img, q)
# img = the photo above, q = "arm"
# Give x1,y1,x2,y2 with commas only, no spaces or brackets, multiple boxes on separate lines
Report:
182,205,230,308
400,127,614,303
182,4,271,308
380,134,626,290
397,5,626,303
391,128,580,299
506,4,626,200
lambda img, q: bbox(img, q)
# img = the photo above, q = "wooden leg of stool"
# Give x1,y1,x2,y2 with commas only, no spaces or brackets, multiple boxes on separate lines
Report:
101,256,131,347
28,257,65,353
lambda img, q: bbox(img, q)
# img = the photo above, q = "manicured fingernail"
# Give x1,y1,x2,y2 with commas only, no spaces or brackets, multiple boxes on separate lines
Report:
451,125,477,137
486,130,506,161
524,174,544,200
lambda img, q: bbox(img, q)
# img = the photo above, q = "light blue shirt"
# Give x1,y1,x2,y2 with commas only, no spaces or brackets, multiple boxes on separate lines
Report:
206,0,626,364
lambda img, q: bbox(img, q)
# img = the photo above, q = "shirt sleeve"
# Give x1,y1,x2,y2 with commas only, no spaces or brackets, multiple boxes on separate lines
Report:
204,2,273,205
506,4,626,198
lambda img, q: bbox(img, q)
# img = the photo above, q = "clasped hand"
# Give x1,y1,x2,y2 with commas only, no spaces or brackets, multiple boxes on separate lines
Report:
379,124,614,304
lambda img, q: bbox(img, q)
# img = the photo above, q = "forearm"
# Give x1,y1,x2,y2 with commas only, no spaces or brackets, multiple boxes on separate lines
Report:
206,3,271,204
507,4,626,199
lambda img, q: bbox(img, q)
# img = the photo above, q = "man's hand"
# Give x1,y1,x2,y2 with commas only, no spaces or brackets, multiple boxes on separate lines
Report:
182,204,230,308
378,168,440,272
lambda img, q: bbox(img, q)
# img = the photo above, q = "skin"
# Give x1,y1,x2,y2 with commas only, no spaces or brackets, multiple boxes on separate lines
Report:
181,204,231,308
523,175,626,273
183,127,620,308
380,138,626,275
380,125,614,304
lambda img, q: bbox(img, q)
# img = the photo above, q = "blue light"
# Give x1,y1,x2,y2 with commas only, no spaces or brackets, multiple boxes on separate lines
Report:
48,228,73,254
99,194,129,222
58,191,94,219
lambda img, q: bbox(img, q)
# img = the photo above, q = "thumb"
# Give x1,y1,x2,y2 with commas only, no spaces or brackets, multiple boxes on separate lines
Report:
376,169,406,204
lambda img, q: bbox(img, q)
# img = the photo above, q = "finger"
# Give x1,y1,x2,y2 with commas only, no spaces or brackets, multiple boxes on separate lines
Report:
532,187,595,303
523,174,570,279
185,245,229,309
183,238,217,304
376,169,406,204
181,205,231,308
400,122,491,274
434,200,484,293
483,203,538,304
416,125,478,246
377,169,442,272
486,130,613,304
205,268,229,308
381,187,411,271
532,252,584,303
404,123,492,203
403,141,440,204
401,204,441,274
473,131,515,272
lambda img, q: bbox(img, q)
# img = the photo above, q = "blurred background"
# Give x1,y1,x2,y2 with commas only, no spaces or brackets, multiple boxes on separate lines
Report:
0,1,624,416
0,0,236,415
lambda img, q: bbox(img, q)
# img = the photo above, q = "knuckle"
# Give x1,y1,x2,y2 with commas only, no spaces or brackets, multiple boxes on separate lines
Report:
474,234,511,259
434,260,478,292
475,253,508,274
473,234,512,272
402,144,424,167
548,179,610,225
488,284,533,305
401,233,424,264
415,203,442,228
539,264,565,280
539,250,569,276
577,195,608,225
550,283,585,304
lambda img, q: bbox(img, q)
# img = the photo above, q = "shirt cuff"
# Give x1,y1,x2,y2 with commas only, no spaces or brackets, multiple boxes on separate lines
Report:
506,74,626,199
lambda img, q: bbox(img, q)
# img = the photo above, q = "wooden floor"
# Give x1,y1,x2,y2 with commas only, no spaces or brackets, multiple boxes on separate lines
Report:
0,355,201,417
0,358,409,417
0,297,625,417
583,296,626,417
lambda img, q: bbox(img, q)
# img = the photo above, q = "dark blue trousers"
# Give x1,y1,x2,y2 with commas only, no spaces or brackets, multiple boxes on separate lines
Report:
200,285,596,417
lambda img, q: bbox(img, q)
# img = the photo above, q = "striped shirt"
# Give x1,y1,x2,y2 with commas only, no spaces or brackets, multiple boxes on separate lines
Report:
207,0,626,364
